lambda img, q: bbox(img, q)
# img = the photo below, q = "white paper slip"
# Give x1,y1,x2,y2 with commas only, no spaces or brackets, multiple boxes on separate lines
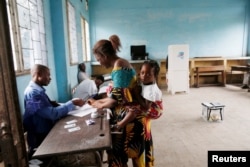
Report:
29,159,43,165
68,126,81,132
66,119,77,124
64,123,76,128
68,103,97,117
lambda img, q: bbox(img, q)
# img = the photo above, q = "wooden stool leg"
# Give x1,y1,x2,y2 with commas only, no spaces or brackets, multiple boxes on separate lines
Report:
220,108,224,120
207,108,211,121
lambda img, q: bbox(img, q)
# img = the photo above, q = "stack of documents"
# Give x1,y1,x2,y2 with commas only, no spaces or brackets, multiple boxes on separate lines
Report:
68,104,97,117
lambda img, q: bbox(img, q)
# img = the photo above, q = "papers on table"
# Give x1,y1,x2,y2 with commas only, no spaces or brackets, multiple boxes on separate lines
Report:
68,103,97,117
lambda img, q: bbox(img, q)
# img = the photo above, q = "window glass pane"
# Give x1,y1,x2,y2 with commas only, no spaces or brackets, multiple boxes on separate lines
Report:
81,17,86,61
81,17,91,62
85,20,91,61
6,0,48,73
67,1,78,65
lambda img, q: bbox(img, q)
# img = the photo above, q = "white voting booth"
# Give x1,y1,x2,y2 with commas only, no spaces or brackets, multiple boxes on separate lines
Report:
167,44,189,95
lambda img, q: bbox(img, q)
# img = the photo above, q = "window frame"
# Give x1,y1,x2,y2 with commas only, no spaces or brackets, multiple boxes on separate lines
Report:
6,0,26,75
6,0,48,75
81,16,91,62
67,1,79,65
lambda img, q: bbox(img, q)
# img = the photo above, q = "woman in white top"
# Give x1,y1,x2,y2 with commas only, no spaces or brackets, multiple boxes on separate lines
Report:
73,75,104,101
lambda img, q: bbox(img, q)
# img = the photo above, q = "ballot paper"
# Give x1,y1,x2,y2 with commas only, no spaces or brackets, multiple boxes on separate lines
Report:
68,126,81,132
64,123,76,128
29,159,43,166
68,103,97,117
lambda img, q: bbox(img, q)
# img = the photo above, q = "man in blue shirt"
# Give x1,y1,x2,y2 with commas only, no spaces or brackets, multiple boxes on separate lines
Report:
23,64,84,158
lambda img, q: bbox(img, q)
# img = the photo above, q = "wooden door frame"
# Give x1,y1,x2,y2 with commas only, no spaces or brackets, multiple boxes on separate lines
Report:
0,0,28,166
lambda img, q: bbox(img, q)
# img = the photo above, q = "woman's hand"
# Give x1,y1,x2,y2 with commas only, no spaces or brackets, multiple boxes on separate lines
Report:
90,100,103,109
89,97,116,109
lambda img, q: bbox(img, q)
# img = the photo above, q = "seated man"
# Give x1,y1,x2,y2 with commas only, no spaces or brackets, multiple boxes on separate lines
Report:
23,64,84,159
72,75,105,100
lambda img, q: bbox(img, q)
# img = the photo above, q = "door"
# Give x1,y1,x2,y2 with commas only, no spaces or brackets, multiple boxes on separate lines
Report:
0,0,28,166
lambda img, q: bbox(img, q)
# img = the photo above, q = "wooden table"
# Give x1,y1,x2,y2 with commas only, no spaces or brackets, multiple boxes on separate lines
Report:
33,110,112,162
231,65,250,72
195,65,225,87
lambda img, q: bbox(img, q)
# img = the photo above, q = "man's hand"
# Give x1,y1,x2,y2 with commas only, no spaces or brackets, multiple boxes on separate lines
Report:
72,98,85,107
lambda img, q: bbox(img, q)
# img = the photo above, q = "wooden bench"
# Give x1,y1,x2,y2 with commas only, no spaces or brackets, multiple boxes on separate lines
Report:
195,65,226,87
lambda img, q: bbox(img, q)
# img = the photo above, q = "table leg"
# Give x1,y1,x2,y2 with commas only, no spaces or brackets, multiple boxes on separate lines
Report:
222,71,226,86
196,70,199,88
220,108,223,120
230,70,233,84
207,108,211,121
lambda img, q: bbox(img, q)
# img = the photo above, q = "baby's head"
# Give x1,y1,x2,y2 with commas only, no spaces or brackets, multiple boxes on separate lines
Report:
139,60,160,85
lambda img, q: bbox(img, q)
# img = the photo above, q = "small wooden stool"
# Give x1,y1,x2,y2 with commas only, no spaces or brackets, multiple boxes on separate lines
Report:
201,102,225,121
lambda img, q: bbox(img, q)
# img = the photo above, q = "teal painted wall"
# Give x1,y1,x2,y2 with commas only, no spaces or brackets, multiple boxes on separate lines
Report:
89,0,249,60
50,0,69,102
50,0,90,102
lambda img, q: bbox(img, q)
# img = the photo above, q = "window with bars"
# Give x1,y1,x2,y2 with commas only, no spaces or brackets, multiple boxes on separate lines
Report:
6,0,48,75
81,17,91,62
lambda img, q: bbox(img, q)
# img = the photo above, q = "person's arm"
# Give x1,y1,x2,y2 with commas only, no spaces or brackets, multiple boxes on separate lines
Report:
26,92,84,121
133,84,163,119
133,85,152,110
88,97,116,109
116,110,136,129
